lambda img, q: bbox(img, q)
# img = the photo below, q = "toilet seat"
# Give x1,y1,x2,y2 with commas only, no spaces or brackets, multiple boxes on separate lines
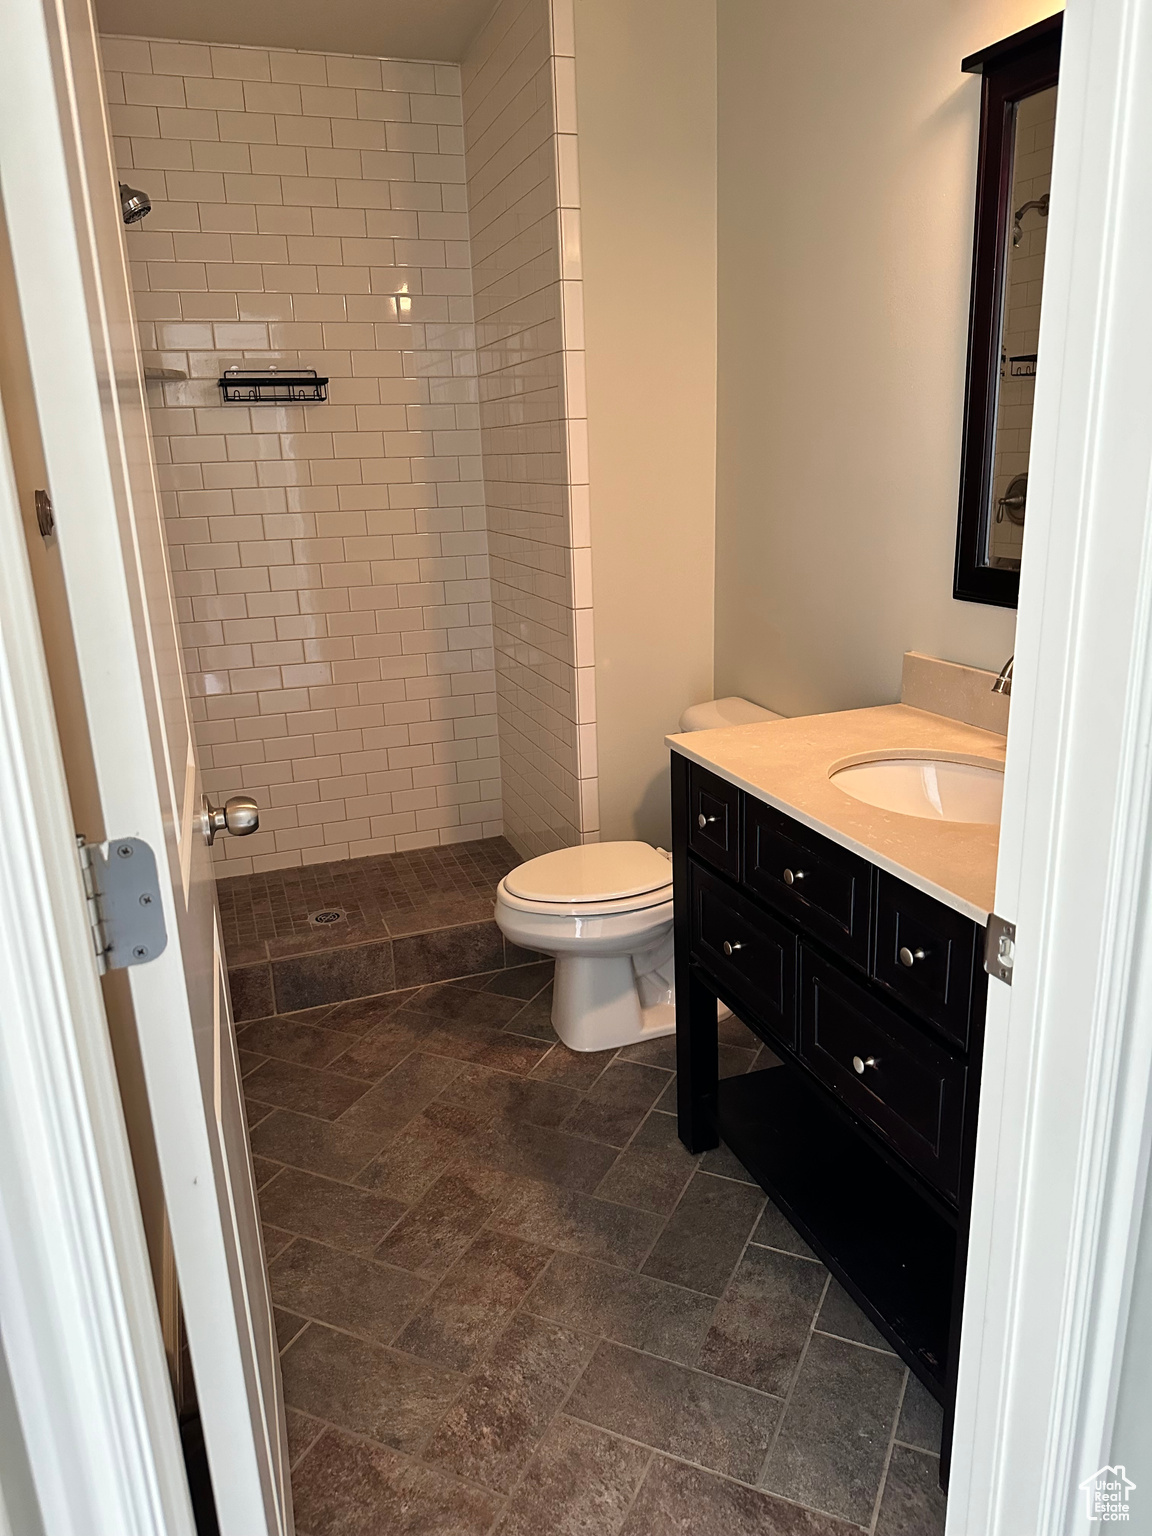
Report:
496,876,672,921
504,841,673,904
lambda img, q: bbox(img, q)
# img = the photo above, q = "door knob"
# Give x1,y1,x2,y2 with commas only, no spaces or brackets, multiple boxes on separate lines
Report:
203,794,260,846
898,946,926,968
722,939,744,956
782,868,804,886
698,813,717,829
852,1055,878,1075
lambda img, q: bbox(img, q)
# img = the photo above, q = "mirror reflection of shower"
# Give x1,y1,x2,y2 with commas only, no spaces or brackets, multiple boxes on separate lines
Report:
119,181,151,224
1012,191,1049,247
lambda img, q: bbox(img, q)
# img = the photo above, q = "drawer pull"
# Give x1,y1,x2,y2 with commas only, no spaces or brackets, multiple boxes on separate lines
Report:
722,939,744,956
698,812,718,829
782,868,805,886
898,946,927,968
852,1054,878,1075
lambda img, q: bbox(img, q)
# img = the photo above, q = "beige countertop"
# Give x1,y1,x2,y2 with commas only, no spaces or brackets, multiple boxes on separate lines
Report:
666,704,1005,925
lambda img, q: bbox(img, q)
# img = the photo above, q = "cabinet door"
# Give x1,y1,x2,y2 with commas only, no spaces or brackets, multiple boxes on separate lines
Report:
872,874,981,1050
744,799,872,968
687,762,741,878
799,949,966,1200
690,864,797,1051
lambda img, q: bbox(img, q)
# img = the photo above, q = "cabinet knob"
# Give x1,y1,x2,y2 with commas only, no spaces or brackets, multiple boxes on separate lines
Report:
782,868,804,886
722,939,744,957
698,812,717,829
852,1055,878,1075
898,946,926,968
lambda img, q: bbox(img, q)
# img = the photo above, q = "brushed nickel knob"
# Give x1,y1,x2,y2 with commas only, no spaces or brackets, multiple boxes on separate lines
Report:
852,1055,877,1075
722,940,744,957
698,813,717,829
203,793,260,846
783,868,804,886
899,946,926,968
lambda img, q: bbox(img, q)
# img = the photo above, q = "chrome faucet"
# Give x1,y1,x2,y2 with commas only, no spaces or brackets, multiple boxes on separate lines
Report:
991,655,1013,697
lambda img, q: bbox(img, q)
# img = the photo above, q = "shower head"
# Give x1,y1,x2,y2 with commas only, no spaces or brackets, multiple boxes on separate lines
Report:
119,181,151,225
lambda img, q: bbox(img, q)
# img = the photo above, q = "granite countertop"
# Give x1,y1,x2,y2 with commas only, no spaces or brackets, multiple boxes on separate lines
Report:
666,703,1006,924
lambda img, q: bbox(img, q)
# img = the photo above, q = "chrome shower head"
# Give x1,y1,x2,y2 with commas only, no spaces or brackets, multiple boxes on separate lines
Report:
119,181,151,225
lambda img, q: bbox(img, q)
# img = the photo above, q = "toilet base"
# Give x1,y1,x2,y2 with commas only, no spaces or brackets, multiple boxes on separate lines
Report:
551,954,675,1053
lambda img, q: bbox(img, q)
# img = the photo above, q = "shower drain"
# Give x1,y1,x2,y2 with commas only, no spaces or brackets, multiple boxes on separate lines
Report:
307,908,346,928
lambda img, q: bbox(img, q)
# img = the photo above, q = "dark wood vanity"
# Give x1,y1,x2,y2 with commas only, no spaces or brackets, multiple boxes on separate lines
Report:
671,750,988,1480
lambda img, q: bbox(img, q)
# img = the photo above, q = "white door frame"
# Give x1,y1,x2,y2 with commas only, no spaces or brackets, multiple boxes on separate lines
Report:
948,0,1152,1529
1,0,1151,1530
0,325,193,1533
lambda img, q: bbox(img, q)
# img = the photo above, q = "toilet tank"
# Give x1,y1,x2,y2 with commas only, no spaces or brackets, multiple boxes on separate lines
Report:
678,696,783,732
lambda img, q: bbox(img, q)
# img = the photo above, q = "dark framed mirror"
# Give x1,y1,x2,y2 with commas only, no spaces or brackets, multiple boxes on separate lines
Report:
954,13,1062,608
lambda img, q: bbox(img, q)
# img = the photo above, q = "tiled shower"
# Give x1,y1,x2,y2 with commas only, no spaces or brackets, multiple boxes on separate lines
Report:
102,0,598,876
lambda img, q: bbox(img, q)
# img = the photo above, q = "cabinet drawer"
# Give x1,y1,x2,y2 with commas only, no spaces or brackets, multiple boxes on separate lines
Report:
872,874,980,1050
690,864,797,1051
799,949,965,1200
687,763,741,878
744,799,872,968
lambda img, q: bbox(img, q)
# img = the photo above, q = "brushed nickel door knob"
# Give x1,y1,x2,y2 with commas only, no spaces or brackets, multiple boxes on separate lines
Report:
852,1055,878,1075
783,868,804,886
899,946,926,968
203,794,260,846
722,940,744,957
698,813,717,829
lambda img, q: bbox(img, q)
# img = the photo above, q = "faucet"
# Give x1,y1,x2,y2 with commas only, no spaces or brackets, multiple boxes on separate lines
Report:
991,655,1013,697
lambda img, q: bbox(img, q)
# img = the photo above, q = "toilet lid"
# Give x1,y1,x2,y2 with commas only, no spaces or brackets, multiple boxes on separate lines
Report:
505,842,673,904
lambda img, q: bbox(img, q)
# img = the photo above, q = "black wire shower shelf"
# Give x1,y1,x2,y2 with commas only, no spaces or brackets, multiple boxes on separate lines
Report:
218,366,329,403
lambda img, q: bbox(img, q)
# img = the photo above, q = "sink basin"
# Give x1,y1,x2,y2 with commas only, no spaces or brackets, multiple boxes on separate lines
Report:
829,757,1003,824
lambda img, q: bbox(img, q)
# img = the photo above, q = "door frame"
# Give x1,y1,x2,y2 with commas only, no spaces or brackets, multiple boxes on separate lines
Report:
948,0,1152,1529
0,311,193,1534
1,0,1151,1534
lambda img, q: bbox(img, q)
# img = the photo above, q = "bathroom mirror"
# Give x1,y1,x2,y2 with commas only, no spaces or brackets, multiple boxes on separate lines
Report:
954,14,1062,607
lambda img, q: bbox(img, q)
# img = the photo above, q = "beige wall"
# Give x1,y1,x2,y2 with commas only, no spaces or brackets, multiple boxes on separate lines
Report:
714,0,1057,719
574,0,717,846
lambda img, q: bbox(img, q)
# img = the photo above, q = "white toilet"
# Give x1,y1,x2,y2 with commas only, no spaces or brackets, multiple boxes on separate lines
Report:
494,697,782,1052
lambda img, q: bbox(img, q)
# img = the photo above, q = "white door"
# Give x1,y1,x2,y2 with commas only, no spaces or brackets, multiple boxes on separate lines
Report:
0,3,292,1534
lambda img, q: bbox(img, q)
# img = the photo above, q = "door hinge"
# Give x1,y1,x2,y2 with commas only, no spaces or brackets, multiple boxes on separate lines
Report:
984,912,1016,985
77,836,168,974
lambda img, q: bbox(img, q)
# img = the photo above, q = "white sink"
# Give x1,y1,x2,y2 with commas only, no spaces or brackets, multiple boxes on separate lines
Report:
829,756,1003,824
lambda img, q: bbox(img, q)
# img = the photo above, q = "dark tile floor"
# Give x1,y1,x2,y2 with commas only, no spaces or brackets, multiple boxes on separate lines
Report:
241,962,949,1536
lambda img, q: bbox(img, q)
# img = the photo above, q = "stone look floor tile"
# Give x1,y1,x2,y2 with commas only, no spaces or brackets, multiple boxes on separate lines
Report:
467,1116,620,1191
244,1058,371,1122
498,1416,651,1536
642,1172,765,1296
490,1178,665,1269
259,1167,405,1255
269,1237,431,1344
530,1041,611,1091
281,1323,461,1453
483,960,553,1000
567,1340,780,1482
701,1141,758,1182
236,1016,360,1070
438,1062,581,1129
249,1109,383,1182
402,981,524,1029
283,1407,323,1469
422,1312,597,1493
874,1446,947,1536
526,1251,718,1366
292,1426,503,1536
760,1331,907,1525
324,1015,432,1082
504,986,557,1042
697,1246,829,1394
375,1163,513,1277
751,1200,820,1261
619,1456,859,1536
815,1280,894,1353
274,1308,308,1353
593,1110,700,1216
896,1373,945,1453
567,1061,671,1147
394,1229,552,1372
471,1032,553,1075
354,1101,488,1203
336,1052,464,1138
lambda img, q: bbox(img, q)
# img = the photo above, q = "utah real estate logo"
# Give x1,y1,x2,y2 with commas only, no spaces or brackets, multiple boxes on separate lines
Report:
1080,1465,1136,1522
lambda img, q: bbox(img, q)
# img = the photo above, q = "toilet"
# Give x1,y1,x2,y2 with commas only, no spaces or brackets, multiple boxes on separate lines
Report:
494,697,782,1052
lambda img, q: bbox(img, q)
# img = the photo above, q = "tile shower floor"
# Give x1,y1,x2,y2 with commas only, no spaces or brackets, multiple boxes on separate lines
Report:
240,966,949,1535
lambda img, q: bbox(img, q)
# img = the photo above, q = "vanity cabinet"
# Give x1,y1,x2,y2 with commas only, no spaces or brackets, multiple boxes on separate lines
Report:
671,751,987,1478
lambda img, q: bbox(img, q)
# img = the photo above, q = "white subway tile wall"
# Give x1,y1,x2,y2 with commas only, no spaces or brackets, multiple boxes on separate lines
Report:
100,35,502,874
462,0,599,857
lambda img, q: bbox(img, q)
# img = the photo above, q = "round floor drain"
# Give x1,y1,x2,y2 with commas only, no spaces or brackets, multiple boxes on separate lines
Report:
308,909,346,927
